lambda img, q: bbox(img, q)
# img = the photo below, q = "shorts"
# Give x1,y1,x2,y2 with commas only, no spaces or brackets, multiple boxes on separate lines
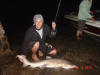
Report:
78,20,86,30
39,43,56,54
22,42,56,56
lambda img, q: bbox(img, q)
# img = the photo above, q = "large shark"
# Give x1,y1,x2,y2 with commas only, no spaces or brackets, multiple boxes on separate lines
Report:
16,55,76,70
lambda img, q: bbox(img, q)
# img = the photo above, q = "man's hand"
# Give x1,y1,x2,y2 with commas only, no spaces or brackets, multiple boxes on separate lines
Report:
90,11,94,15
52,21,56,30
92,17,95,22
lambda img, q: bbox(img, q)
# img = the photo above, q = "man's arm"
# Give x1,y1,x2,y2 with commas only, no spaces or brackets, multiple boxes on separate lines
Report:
22,27,33,56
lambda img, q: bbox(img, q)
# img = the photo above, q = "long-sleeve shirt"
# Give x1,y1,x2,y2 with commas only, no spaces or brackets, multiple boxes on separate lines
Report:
78,0,93,20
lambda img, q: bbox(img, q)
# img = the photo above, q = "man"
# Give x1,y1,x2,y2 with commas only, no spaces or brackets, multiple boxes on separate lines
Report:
20,14,57,61
76,0,95,40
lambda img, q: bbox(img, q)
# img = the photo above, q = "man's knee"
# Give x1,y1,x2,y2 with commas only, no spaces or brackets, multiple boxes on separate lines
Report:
48,49,57,55
38,50,43,57
32,42,40,53
32,46,38,54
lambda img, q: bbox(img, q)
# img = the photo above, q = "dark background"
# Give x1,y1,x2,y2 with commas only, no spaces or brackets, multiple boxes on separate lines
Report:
0,0,100,35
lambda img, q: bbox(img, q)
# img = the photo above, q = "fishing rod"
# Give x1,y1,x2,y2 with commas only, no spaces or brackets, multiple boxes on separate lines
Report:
54,0,62,22
43,0,62,60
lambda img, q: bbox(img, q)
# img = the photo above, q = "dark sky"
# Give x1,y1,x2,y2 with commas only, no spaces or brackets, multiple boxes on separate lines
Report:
0,0,100,21
0,0,100,34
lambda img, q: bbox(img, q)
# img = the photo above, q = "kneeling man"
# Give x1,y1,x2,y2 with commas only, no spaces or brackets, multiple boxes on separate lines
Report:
20,14,57,61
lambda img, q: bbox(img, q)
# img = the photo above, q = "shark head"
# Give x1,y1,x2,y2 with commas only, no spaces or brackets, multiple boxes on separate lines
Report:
16,55,26,62
16,55,31,67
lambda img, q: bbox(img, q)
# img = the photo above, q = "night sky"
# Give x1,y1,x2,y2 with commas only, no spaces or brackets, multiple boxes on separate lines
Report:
0,0,100,35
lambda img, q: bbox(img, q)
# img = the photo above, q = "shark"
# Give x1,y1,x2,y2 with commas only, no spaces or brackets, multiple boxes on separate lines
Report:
16,55,76,70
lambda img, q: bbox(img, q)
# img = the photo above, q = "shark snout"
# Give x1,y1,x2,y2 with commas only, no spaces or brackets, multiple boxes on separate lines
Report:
16,55,26,63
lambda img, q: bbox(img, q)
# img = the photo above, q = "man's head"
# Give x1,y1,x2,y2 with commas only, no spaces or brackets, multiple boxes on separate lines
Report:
33,14,44,29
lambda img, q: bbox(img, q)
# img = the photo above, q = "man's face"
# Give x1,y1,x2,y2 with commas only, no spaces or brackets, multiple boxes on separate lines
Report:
35,19,43,29
88,0,91,2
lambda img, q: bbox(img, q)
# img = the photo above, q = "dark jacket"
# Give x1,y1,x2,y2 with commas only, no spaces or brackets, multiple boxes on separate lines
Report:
22,24,57,55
